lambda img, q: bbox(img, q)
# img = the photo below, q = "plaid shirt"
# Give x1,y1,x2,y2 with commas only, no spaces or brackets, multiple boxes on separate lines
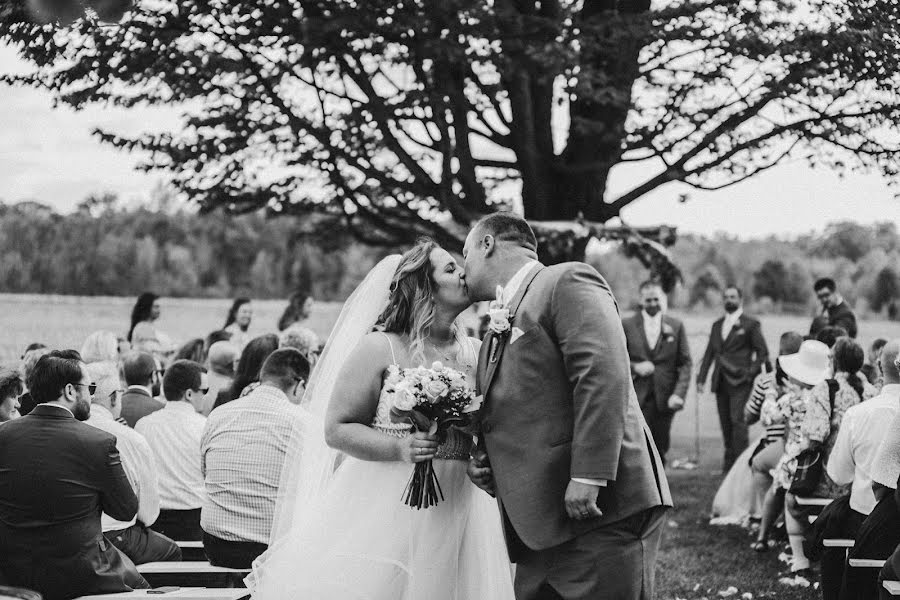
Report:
200,384,301,544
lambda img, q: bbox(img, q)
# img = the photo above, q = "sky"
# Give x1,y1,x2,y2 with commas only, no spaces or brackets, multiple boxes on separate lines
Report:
1,45,897,240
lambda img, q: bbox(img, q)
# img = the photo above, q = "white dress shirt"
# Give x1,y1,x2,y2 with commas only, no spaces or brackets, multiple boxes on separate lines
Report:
642,310,662,348
135,401,207,510
826,384,900,514
721,308,743,341
200,384,302,544
86,405,162,531
499,261,606,488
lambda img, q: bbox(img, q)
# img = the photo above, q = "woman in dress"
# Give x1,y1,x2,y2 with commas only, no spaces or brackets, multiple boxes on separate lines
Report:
248,239,514,600
128,292,176,361
223,297,253,352
278,290,313,332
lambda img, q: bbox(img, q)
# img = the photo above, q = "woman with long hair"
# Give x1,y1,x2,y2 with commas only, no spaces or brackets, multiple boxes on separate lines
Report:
223,298,253,352
128,292,175,361
277,291,312,332
128,292,159,343
248,239,514,600
214,334,279,409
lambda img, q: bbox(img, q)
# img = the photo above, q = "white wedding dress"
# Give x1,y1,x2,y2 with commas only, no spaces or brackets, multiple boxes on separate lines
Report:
248,256,515,600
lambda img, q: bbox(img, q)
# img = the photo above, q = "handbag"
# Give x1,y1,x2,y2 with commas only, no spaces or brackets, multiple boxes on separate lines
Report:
789,379,838,496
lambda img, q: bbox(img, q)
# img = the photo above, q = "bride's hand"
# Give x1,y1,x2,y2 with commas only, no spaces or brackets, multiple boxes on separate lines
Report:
398,431,440,463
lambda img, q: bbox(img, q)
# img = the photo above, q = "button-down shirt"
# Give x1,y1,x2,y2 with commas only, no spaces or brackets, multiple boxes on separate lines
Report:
200,385,302,544
135,401,207,510
827,384,900,514
642,310,662,348
85,405,161,531
499,261,606,488
721,308,744,341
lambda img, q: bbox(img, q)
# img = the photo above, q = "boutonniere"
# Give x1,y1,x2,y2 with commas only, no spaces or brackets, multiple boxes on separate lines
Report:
661,323,675,342
487,285,511,336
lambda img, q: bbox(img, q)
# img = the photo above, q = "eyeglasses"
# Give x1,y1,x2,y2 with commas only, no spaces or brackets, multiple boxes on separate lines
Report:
74,383,98,395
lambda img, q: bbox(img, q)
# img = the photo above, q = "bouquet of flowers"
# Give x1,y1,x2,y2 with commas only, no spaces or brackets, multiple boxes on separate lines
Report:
390,361,483,509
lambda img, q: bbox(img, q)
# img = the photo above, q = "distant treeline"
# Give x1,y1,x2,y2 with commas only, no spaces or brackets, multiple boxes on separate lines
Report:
1,196,898,318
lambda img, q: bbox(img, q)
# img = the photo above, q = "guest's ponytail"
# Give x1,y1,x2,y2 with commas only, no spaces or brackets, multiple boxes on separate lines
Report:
832,337,866,399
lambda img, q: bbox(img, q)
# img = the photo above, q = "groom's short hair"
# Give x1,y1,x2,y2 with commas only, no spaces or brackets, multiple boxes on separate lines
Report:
475,212,538,252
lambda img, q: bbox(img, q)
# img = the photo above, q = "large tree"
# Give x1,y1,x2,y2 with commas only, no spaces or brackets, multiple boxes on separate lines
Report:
2,0,899,275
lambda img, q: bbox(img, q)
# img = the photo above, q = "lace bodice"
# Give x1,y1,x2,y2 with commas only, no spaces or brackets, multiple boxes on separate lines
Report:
372,364,474,461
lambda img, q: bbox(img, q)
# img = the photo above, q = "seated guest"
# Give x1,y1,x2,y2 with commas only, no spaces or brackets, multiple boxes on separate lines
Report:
213,334,279,410
120,351,165,427
862,338,888,389
17,345,50,416
814,340,900,600
86,368,181,564
878,482,900,600
223,298,254,353
205,341,237,417
0,350,147,600
279,324,321,367
783,338,874,579
277,290,313,332
80,330,120,365
807,315,830,341
817,325,849,350
174,338,206,364
200,348,310,568
204,329,232,356
136,360,208,541
0,369,24,422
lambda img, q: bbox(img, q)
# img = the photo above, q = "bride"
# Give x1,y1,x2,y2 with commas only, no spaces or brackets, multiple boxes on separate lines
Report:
247,239,515,600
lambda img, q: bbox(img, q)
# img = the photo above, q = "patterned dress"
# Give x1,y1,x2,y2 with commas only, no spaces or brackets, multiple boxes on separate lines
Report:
768,388,813,490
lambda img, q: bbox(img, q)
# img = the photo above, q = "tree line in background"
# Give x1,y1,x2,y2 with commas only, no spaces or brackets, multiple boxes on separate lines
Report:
0,196,898,319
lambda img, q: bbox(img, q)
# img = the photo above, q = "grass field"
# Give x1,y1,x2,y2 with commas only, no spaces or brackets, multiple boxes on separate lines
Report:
3,293,900,599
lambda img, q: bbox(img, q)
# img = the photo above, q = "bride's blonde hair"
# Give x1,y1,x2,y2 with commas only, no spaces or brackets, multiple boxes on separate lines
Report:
376,238,465,365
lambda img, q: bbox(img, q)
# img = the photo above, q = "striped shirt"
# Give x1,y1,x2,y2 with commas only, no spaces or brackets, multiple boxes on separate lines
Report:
86,405,161,532
745,372,786,441
136,401,207,510
200,384,301,544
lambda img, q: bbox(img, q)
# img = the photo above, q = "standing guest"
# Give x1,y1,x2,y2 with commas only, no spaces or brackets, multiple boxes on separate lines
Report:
0,350,147,600
697,286,770,470
120,351,165,428
622,280,692,464
815,340,900,600
861,338,888,388
17,345,50,416
278,324,322,367
80,330,120,365
200,349,310,568
128,292,175,361
223,298,254,353
85,368,181,565
136,360,208,541
783,338,874,579
203,341,238,417
277,290,313,331
814,278,858,339
213,334,279,410
0,369,24,422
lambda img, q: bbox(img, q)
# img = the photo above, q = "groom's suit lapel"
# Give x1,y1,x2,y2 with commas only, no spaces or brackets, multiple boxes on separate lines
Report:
480,263,544,399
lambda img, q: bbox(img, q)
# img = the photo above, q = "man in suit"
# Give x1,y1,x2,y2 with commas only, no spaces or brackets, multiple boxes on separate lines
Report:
697,286,769,471
814,277,858,339
464,213,672,600
622,281,692,465
120,350,164,427
0,350,148,600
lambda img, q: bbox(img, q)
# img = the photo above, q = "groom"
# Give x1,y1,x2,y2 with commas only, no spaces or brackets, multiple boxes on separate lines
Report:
464,213,672,600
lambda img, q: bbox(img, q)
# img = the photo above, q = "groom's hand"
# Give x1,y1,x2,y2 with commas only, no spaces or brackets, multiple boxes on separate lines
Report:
467,451,496,497
565,480,603,520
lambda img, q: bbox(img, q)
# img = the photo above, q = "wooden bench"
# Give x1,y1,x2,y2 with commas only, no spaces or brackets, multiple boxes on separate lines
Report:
883,580,900,596
796,497,833,507
823,539,855,548
176,541,204,549
137,563,249,588
74,589,249,600
174,541,206,561
848,558,886,569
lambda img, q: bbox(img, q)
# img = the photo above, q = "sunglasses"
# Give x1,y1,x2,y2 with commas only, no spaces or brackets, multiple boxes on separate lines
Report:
74,382,98,395
194,387,210,395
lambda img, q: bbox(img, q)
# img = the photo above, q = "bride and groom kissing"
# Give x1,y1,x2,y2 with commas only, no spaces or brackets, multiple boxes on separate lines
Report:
248,212,673,600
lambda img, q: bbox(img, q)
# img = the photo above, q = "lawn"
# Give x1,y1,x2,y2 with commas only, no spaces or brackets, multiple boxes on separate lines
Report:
3,293,900,598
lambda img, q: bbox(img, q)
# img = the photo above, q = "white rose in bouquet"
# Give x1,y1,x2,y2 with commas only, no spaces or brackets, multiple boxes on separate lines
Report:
393,381,417,411
425,379,449,401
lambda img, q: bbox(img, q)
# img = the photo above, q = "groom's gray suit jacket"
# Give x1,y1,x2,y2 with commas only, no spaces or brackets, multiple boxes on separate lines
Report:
477,262,673,553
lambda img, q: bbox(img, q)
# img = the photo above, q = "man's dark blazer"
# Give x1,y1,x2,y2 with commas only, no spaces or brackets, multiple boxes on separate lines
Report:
0,404,146,600
826,301,858,339
120,387,164,428
622,312,692,413
697,313,769,393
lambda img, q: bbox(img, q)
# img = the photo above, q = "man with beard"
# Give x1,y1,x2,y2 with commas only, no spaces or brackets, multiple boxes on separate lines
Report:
697,287,769,471
622,281,692,465
0,350,147,599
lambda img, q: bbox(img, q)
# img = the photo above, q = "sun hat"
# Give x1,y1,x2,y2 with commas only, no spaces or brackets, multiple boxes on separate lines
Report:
777,340,831,386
